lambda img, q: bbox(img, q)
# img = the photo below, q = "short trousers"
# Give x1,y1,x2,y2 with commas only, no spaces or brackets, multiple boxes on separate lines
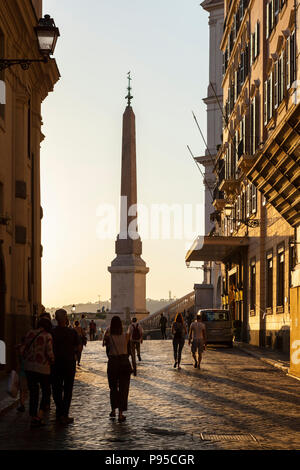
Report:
191,339,204,354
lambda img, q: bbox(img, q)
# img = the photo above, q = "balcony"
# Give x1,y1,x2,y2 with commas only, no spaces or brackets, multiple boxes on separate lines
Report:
219,178,241,197
213,186,225,212
237,152,256,176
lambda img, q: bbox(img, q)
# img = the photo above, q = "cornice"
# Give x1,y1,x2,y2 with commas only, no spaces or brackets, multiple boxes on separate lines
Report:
201,0,224,13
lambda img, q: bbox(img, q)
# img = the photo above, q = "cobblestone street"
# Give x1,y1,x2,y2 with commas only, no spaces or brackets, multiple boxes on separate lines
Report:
0,340,299,450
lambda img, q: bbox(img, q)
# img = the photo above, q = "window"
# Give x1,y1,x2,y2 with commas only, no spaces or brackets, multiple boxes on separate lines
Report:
266,1,275,38
201,311,230,322
251,184,257,214
274,61,279,109
251,96,260,154
246,184,251,218
269,72,273,120
286,31,296,89
278,51,285,103
277,245,285,307
251,22,260,65
264,80,268,125
250,259,256,312
237,195,241,227
266,252,273,309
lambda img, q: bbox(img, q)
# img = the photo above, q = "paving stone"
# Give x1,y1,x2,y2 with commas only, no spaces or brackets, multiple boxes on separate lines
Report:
0,340,299,450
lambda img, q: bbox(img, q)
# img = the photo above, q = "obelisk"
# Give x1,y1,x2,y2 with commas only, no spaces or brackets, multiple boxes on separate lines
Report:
108,73,149,323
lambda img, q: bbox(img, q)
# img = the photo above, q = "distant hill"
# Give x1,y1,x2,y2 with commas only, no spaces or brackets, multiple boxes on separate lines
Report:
46,298,172,317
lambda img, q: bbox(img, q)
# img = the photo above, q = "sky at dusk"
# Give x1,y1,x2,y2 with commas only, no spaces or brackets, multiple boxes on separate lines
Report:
41,0,211,308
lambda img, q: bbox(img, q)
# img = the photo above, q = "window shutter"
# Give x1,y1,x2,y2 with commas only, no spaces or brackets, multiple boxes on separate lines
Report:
255,94,260,152
252,184,257,214
274,61,278,109
237,195,241,226
266,2,270,39
264,80,268,125
250,33,253,66
255,22,260,58
269,73,273,120
290,31,295,87
234,70,238,102
246,184,251,218
287,36,290,88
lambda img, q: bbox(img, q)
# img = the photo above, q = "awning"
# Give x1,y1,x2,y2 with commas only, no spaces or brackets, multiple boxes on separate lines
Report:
185,235,249,263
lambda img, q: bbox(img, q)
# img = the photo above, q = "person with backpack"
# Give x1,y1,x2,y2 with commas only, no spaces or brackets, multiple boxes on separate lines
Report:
127,318,143,376
171,313,187,370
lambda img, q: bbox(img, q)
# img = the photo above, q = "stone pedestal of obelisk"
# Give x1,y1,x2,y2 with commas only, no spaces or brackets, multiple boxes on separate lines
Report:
108,82,149,323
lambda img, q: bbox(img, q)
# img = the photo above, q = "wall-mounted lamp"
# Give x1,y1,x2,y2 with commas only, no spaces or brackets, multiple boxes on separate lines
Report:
0,15,60,71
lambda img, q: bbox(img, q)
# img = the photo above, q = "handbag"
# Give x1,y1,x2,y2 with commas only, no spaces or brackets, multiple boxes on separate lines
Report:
110,335,133,375
7,370,19,398
22,330,43,359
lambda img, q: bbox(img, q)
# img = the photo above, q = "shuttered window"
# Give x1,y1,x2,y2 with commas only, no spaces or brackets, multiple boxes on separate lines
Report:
251,184,257,214
266,252,273,309
250,259,256,313
277,245,285,307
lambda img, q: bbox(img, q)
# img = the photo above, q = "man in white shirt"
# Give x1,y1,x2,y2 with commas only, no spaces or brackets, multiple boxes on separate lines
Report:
127,318,143,376
188,312,207,369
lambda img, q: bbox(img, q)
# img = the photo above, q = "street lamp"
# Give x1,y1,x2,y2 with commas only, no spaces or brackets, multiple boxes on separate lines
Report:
71,304,76,323
224,203,260,228
0,15,60,71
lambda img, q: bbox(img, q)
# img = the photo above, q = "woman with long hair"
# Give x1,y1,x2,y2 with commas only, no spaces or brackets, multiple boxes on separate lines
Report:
104,316,132,422
171,312,187,370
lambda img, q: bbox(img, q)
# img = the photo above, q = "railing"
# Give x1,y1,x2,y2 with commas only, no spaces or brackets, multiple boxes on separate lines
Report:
140,291,195,331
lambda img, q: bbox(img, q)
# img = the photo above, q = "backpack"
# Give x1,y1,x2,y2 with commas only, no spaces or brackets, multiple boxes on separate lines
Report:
132,324,141,341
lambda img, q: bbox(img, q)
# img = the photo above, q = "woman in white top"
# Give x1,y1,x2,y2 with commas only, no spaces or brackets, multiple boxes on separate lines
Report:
104,316,131,422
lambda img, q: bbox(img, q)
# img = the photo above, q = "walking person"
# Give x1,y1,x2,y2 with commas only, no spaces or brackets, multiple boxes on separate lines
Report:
74,320,85,366
23,317,54,427
171,313,187,370
127,318,143,376
80,314,89,337
188,311,207,369
51,309,80,425
159,313,167,339
104,316,132,423
89,320,96,341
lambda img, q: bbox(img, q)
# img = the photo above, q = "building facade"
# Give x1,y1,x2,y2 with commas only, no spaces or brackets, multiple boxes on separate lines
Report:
0,0,60,370
187,0,300,363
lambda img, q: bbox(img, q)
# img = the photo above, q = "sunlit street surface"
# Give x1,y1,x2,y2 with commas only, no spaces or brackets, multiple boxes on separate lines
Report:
0,340,299,451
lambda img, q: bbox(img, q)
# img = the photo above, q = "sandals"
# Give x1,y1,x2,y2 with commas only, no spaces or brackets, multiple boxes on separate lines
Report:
118,415,126,423
109,411,116,418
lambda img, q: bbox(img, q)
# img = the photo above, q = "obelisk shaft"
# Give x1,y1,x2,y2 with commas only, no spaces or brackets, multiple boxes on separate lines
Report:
116,105,142,255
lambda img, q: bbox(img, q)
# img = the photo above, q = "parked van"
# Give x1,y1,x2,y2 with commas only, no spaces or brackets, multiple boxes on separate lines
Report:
199,309,233,347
